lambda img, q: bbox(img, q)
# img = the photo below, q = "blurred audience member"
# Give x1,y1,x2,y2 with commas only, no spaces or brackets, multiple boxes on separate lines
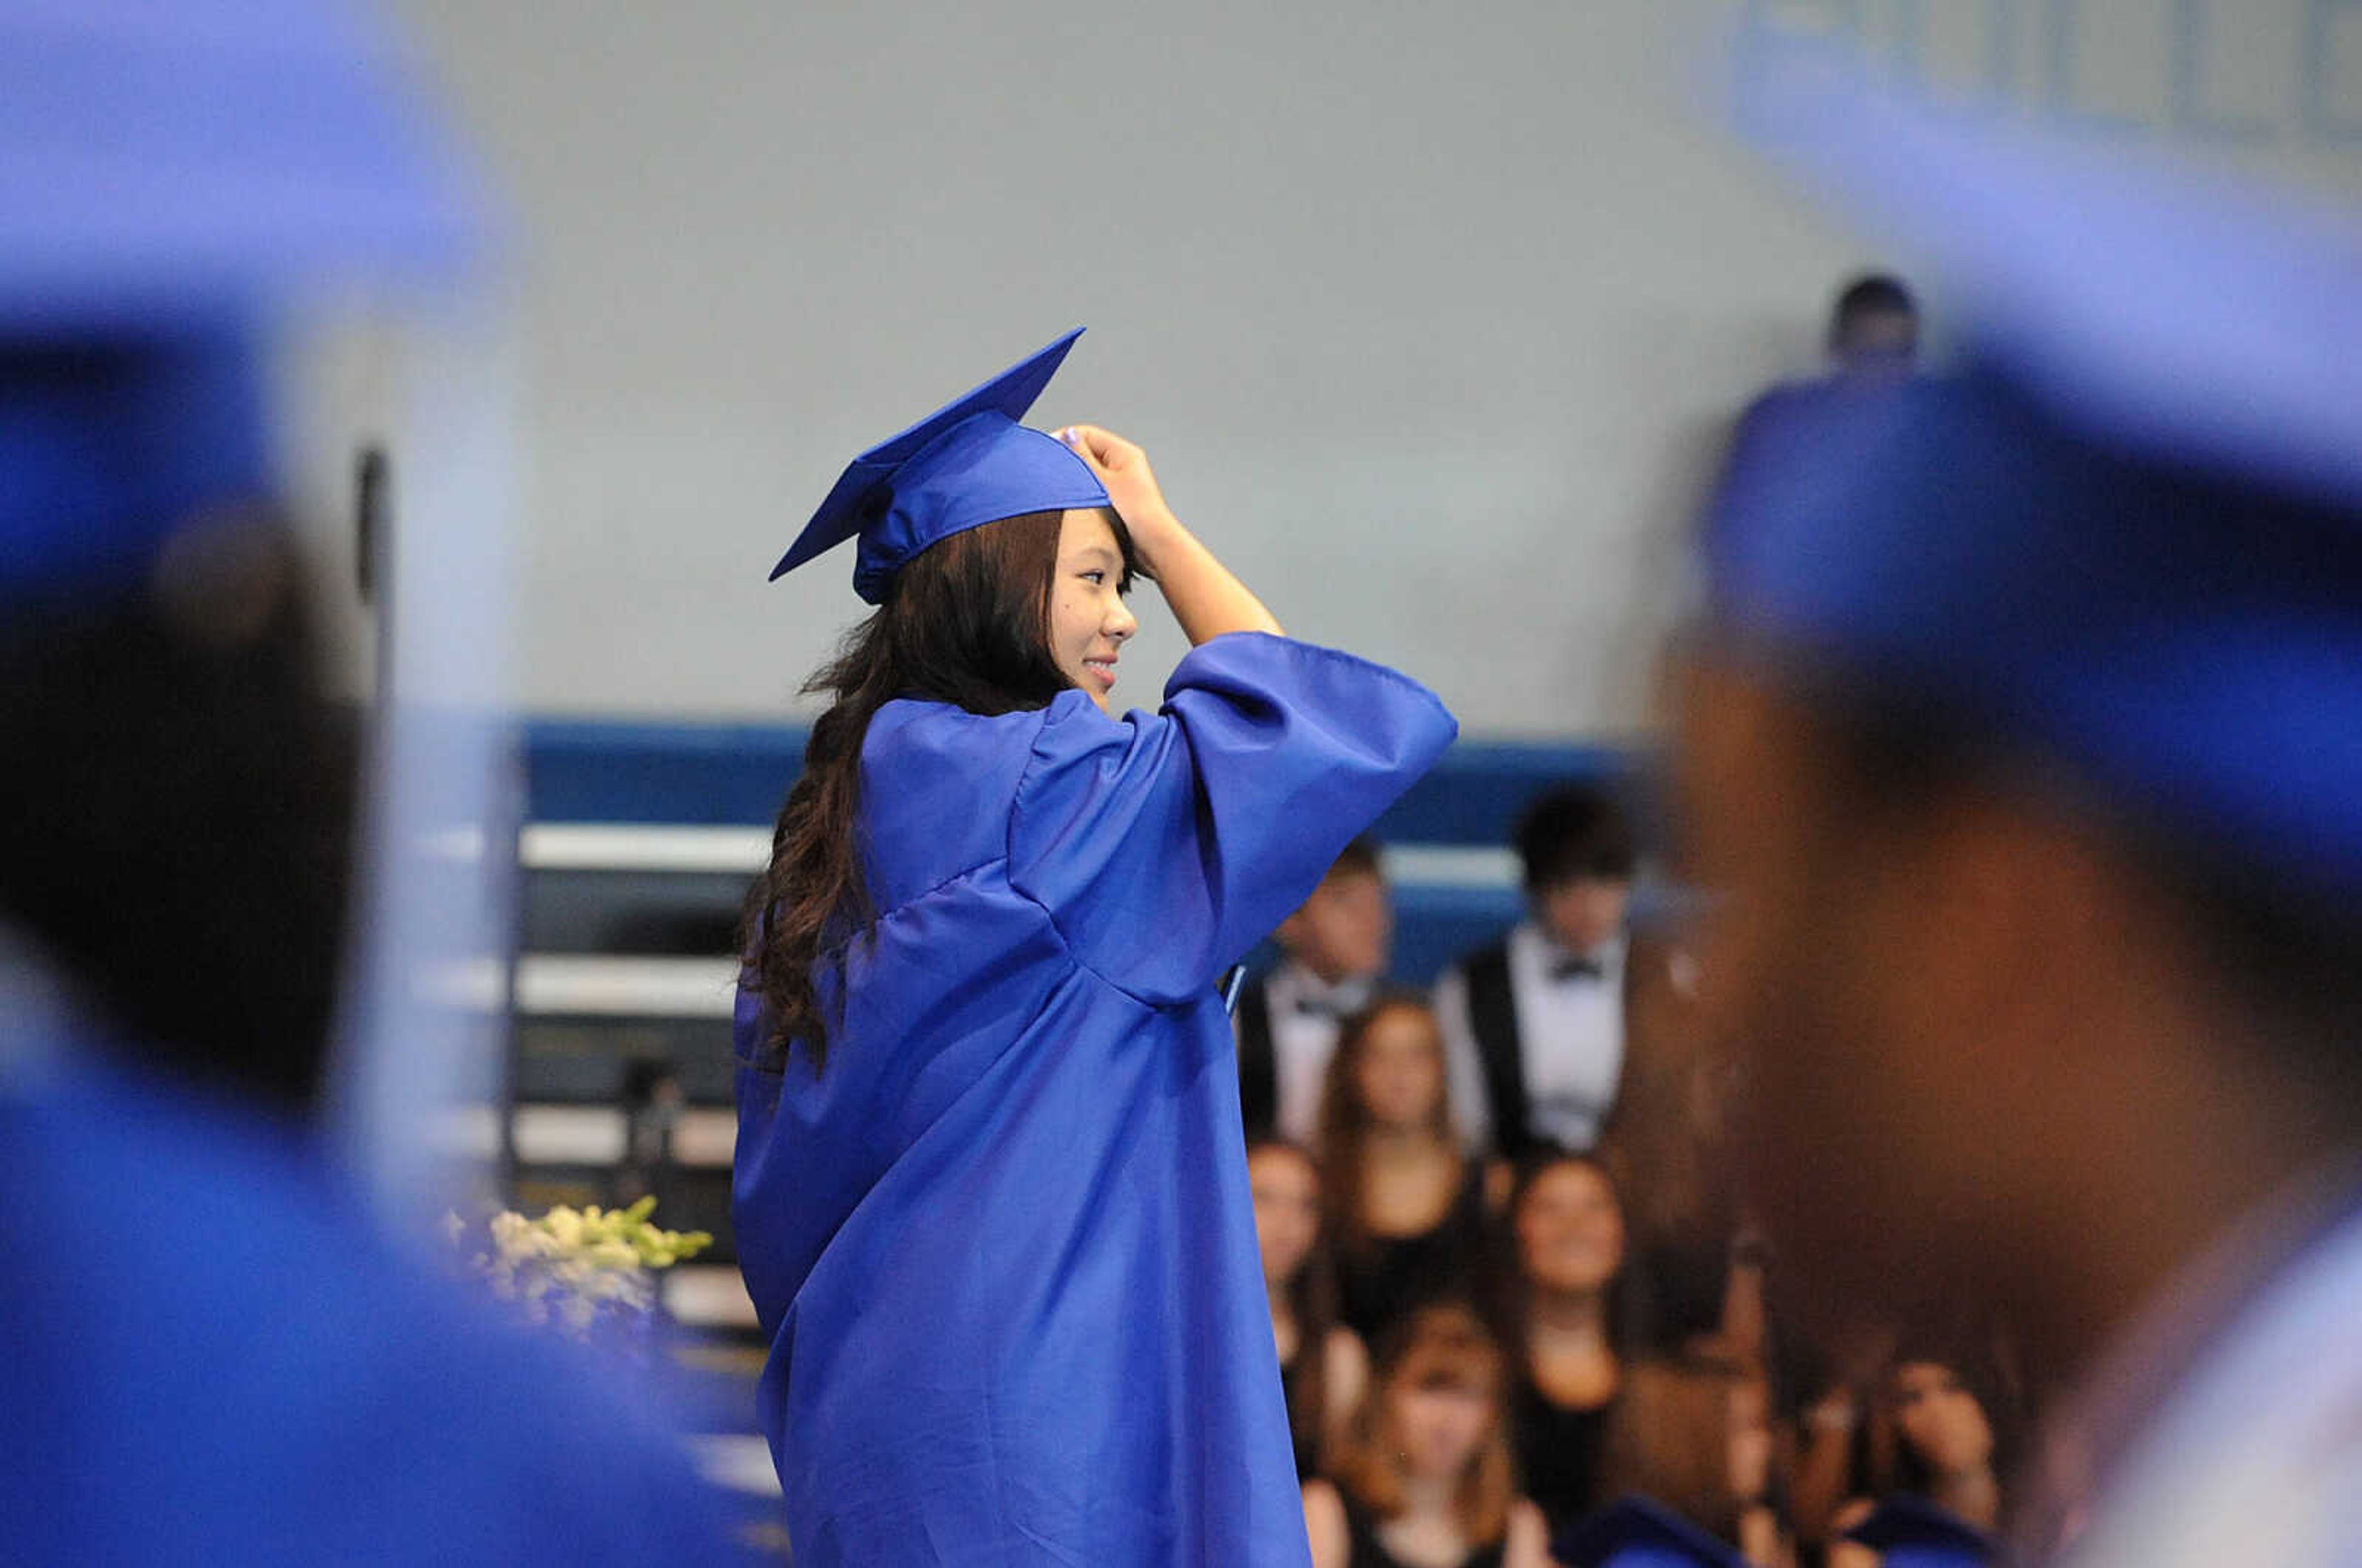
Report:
1241,838,1394,1142
1249,1136,1372,1480
1596,1356,1792,1568
1821,273,1920,381
1321,996,1497,1345
1706,274,1923,576
1303,1303,1551,1568
1825,1340,2014,1567
614,1056,685,1209
1436,784,1647,1160
1501,1151,1632,1538
1783,1320,1898,1552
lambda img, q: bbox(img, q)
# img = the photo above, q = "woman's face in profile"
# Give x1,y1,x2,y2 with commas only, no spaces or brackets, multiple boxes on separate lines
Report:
1515,1160,1625,1296
1247,1145,1321,1285
1048,507,1137,712
1353,1006,1447,1131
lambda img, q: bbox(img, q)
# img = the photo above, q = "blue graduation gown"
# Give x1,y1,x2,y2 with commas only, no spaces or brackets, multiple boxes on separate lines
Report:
0,1052,735,1565
733,632,1458,1566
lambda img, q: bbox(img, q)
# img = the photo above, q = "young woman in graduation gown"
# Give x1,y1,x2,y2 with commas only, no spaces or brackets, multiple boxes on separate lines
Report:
733,332,1460,1567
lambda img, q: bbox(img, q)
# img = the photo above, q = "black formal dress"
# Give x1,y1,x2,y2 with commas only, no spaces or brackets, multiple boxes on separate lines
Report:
1340,1494,1508,1568
1333,1164,1492,1346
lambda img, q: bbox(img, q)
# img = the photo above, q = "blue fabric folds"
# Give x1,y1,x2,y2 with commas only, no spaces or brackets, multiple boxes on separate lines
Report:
0,1056,731,1564
733,632,1457,1566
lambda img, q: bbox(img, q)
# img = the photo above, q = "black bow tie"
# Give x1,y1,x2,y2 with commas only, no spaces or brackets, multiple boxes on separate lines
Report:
1550,957,1606,984
1293,981,1370,1019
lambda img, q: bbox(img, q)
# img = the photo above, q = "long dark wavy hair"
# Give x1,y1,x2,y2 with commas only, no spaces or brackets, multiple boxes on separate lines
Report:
739,507,1137,1073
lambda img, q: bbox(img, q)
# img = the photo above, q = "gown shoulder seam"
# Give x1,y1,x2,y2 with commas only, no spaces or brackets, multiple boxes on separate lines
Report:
1005,706,1177,1016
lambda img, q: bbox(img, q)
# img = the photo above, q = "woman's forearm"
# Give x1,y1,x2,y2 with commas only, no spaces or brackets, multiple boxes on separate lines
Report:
1052,425,1282,645
1132,508,1282,645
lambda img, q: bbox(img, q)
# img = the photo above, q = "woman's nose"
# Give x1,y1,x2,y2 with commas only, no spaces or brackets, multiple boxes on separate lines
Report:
1107,599,1138,640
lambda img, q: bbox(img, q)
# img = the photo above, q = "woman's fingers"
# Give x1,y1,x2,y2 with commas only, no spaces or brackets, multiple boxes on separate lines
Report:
1056,423,1140,472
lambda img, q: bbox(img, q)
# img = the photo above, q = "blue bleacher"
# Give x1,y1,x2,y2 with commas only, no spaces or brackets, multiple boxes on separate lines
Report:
523,719,1646,987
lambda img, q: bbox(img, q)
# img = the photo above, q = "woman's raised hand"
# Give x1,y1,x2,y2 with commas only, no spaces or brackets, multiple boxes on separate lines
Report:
1056,425,1175,547
1055,422,1282,644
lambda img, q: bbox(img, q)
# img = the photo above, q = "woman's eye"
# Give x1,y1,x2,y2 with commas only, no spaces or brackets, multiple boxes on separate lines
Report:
1081,570,1105,585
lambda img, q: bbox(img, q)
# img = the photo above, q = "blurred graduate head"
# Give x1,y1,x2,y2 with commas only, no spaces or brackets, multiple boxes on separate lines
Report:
0,352,354,1110
1674,52,2362,1359
0,0,478,1113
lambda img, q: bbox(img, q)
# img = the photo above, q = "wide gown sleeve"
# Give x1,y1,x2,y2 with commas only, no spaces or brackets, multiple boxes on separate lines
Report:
1009,631,1457,1006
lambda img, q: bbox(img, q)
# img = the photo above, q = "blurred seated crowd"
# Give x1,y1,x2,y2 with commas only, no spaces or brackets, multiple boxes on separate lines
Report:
1222,273,2008,1568
1242,784,2018,1568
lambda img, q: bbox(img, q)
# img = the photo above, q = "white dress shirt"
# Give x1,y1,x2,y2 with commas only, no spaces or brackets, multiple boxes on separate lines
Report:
1434,922,1626,1155
1259,961,1375,1147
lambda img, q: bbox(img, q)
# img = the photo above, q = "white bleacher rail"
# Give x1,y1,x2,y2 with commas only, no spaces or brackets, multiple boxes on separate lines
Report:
519,822,1517,888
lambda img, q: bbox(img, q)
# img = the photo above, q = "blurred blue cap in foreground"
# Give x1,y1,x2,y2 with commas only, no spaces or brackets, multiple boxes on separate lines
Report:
0,0,481,598
1703,41,2362,900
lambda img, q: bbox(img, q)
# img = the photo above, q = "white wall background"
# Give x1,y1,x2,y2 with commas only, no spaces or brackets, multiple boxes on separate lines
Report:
351,0,2362,737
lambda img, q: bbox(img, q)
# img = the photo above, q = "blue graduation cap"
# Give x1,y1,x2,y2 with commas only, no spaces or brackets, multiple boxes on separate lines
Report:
769,328,1111,602
1554,1497,1748,1568
1704,47,2362,902
0,0,479,599
1841,1495,1998,1567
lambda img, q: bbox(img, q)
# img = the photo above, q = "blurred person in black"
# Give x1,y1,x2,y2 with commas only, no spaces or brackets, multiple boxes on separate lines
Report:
1498,1150,1634,1541
1820,274,1919,381
1303,1303,1552,1568
1680,60,2362,1568
1319,995,1497,1347
1249,1136,1372,1481
1823,1348,2011,1565
1239,838,1396,1144
1435,784,1649,1161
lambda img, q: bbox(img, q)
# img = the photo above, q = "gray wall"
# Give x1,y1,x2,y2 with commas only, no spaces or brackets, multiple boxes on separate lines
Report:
371,0,2362,736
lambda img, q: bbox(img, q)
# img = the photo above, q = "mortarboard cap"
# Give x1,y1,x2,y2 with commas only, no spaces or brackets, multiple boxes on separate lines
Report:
1840,1495,1998,1568
0,0,480,600
0,0,479,336
1703,44,2362,901
1554,1496,1748,1568
770,328,1111,603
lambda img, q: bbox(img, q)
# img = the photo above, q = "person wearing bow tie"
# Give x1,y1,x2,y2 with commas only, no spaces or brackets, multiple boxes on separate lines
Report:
1434,785,1653,1161
1236,838,1394,1145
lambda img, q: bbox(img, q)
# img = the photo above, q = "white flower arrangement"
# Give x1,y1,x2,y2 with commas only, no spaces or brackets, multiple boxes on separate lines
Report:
449,1195,713,1341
